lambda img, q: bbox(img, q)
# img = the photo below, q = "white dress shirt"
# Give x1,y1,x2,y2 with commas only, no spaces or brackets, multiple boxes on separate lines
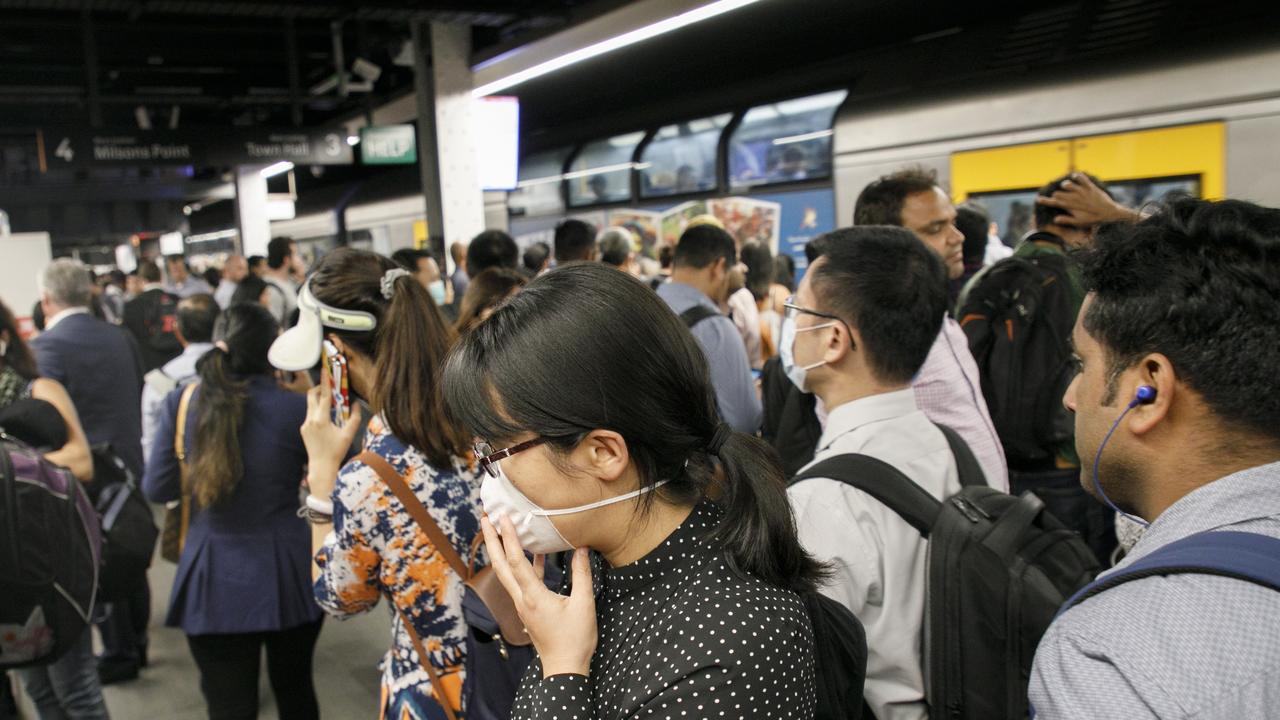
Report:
44,306,90,331
789,388,965,720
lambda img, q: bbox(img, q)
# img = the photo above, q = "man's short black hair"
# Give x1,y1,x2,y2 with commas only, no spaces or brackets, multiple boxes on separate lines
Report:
466,230,519,278
164,254,186,267
1080,197,1280,444
138,261,162,283
1035,173,1111,229
554,219,596,263
267,236,295,270
809,226,947,384
804,234,832,264
955,203,990,267
176,293,219,344
523,241,550,273
673,225,736,270
247,255,266,272
854,166,940,227
390,248,426,272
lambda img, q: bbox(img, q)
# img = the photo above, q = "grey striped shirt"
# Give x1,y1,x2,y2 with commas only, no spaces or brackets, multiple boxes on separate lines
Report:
1029,460,1280,719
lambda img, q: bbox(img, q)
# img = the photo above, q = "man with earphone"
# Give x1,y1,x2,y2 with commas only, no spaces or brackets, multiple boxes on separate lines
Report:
1027,197,1280,719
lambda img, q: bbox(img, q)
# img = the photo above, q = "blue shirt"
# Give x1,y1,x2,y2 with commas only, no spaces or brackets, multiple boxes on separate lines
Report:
1029,460,1280,719
656,281,761,433
143,375,320,635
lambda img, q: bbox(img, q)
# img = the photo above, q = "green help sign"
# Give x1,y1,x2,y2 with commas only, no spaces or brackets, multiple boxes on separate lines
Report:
360,125,417,165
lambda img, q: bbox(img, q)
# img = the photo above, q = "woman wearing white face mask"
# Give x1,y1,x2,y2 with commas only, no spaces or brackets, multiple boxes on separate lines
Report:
279,248,483,720
440,262,826,720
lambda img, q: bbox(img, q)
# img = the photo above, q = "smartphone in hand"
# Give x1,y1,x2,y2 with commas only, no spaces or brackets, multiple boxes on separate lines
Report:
322,340,351,426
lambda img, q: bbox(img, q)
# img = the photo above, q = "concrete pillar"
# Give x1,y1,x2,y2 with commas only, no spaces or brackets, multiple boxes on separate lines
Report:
411,21,487,275
234,166,271,257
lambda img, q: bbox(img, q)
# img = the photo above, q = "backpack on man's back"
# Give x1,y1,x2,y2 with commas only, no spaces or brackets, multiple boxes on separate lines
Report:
792,425,1099,719
956,245,1077,468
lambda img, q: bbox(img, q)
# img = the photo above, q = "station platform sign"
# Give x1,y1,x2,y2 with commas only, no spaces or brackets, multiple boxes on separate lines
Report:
38,126,355,169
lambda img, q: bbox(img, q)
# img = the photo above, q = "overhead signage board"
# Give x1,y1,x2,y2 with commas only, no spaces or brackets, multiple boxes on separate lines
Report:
40,127,354,168
359,125,417,165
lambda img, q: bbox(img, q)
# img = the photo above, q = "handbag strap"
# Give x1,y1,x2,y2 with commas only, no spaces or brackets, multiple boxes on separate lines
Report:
359,449,466,720
394,607,461,720
357,450,470,581
174,382,198,548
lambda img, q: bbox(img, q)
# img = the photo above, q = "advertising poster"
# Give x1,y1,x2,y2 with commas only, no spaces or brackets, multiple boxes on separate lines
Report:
658,201,708,249
707,197,781,253
607,210,661,257
748,188,837,280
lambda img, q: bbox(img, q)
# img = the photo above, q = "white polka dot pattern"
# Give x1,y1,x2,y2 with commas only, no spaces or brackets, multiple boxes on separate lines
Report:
510,501,818,719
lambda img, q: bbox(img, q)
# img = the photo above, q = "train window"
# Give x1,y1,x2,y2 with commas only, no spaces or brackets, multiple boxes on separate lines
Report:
969,175,1200,246
567,131,646,207
639,114,733,198
508,148,572,217
728,90,847,191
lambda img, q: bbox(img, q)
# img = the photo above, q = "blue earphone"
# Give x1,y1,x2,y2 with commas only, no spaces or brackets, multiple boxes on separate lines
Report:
1091,385,1157,527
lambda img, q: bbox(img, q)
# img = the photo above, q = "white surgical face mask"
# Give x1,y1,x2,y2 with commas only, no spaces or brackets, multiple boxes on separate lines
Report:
427,280,447,306
779,314,835,392
481,463,670,554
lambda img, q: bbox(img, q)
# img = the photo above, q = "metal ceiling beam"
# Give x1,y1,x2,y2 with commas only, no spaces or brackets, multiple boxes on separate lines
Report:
0,0,568,22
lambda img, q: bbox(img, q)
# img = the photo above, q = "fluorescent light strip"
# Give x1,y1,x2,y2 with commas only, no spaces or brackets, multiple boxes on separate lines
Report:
772,129,834,146
472,0,762,97
260,161,294,178
187,228,238,243
516,161,652,188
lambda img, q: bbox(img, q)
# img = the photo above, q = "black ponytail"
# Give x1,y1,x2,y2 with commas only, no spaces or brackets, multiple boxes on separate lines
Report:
441,262,826,592
190,303,277,507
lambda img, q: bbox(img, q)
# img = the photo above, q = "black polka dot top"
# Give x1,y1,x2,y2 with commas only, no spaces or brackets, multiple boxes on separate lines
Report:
511,500,818,719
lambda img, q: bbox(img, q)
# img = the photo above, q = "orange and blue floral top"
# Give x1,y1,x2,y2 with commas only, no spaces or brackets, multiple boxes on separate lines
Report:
314,415,483,720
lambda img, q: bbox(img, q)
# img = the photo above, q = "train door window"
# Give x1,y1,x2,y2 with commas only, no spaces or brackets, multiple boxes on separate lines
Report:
639,114,732,198
566,131,646,207
728,90,847,191
508,147,572,217
969,175,1201,246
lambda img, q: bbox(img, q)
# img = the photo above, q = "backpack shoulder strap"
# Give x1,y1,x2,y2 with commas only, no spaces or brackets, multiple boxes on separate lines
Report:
356,450,469,580
791,454,942,537
679,304,720,329
1060,530,1280,618
934,424,987,488
174,382,198,554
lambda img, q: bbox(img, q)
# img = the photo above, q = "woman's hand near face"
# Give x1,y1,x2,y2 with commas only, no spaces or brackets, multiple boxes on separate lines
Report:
481,514,598,678
300,369,362,500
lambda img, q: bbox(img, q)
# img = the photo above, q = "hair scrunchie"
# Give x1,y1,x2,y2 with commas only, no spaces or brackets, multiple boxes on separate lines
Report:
380,268,412,300
706,423,734,456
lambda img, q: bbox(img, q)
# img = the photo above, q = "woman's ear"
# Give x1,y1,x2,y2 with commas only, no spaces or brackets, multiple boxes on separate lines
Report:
576,429,630,485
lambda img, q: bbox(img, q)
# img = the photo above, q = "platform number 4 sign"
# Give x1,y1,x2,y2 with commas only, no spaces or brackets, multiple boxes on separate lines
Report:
55,137,75,162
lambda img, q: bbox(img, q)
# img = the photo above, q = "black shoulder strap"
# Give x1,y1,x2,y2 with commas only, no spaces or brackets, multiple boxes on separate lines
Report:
792,454,942,537
679,304,720,329
934,424,987,488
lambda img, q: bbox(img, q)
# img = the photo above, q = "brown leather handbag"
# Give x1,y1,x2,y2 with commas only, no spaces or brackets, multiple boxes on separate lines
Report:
359,451,530,720
160,383,197,563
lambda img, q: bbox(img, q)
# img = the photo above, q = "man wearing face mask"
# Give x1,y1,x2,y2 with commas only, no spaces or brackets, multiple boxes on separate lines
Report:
785,227,989,720
656,225,762,433
391,248,454,322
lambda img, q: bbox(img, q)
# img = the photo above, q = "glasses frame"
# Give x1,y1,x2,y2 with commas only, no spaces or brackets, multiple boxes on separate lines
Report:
474,437,547,478
783,297,842,323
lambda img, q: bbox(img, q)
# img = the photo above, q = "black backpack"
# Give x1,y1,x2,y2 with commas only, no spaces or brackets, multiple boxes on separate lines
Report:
679,304,720,329
791,425,1099,720
0,434,101,670
89,445,159,601
956,243,1077,467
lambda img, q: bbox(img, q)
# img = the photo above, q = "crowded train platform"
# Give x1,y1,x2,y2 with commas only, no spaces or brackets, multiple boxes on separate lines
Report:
2,1,1280,719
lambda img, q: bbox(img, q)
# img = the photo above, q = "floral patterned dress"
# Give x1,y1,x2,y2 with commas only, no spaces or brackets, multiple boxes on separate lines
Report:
314,415,483,720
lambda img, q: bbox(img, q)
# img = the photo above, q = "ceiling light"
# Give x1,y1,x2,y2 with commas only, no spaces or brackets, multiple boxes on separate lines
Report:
472,0,762,97
260,161,294,178
346,135,360,146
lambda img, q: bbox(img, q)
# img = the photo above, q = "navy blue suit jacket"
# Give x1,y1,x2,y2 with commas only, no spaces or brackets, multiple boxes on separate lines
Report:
32,311,146,477
142,375,319,634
